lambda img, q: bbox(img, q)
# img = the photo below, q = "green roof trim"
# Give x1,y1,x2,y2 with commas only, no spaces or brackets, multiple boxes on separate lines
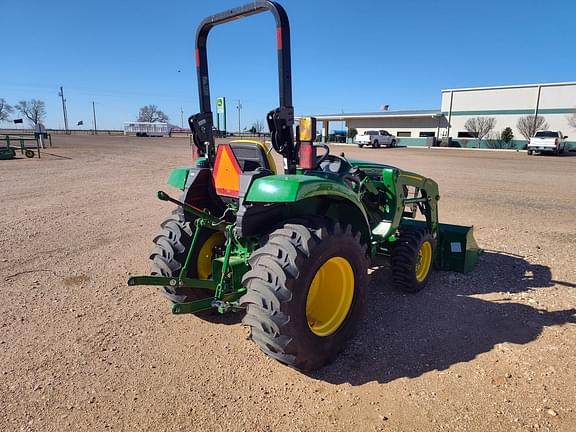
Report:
443,108,576,116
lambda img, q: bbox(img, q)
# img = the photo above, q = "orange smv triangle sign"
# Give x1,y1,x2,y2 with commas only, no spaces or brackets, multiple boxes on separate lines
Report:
213,144,241,197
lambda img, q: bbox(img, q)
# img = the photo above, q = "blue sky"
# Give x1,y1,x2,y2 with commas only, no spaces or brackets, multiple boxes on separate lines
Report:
1,0,574,130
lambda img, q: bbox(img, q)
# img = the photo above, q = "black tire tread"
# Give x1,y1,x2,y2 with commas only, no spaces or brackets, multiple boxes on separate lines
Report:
149,208,216,304
391,228,435,293
240,220,368,370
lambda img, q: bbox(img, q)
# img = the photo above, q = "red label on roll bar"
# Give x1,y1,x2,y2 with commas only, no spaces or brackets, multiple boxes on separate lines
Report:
276,27,282,50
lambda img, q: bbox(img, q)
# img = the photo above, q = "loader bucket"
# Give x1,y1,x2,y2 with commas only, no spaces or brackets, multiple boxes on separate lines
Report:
436,223,482,273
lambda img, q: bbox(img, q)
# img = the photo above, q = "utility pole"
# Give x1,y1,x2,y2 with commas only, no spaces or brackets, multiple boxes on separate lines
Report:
236,99,242,135
533,85,542,135
92,101,97,135
58,86,69,134
180,106,184,128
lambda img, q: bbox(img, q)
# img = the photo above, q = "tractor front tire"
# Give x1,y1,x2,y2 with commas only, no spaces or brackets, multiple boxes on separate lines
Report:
241,221,368,371
150,208,224,303
391,229,435,293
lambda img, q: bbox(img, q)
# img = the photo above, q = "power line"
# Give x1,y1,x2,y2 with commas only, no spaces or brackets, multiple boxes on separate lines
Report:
1,81,198,104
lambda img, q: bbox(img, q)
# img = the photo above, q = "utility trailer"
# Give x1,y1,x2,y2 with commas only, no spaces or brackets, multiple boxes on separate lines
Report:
123,122,173,137
0,134,46,159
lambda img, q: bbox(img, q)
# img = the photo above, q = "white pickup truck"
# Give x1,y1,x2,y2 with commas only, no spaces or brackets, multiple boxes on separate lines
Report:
528,130,568,155
355,130,397,148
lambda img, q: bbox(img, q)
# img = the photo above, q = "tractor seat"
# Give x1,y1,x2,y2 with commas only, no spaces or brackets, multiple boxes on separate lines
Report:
213,140,276,198
229,140,276,173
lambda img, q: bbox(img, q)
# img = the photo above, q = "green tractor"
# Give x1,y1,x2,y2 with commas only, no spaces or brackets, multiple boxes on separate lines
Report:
128,1,481,371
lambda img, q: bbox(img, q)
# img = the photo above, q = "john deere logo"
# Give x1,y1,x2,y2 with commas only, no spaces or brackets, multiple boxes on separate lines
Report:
216,97,225,114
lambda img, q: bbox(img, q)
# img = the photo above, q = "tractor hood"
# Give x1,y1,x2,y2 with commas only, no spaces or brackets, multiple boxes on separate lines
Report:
348,159,396,176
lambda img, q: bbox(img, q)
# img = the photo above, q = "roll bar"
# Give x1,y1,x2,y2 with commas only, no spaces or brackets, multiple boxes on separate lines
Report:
189,0,297,172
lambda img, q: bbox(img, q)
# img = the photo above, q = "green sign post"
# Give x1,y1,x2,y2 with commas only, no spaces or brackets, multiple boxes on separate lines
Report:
216,97,226,135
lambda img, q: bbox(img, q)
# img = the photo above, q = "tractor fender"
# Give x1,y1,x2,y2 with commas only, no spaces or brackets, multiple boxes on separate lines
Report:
245,174,361,204
167,166,226,218
242,175,371,246
167,167,192,190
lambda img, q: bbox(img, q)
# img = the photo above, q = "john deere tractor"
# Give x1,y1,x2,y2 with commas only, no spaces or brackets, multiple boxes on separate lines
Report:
128,1,481,371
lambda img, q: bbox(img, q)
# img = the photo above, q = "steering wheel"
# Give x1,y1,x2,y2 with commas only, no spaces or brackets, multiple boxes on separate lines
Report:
319,154,353,174
316,153,361,191
313,143,330,168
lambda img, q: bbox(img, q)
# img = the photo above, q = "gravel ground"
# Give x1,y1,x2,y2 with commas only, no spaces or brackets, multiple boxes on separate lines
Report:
1,135,575,432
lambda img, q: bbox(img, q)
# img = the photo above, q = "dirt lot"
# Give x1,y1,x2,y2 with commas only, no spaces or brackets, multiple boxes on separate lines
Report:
1,135,575,432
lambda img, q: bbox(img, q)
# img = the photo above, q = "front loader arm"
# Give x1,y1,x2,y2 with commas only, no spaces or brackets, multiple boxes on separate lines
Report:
380,168,440,237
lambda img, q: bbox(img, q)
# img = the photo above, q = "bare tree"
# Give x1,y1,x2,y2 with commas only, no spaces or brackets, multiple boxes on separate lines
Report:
485,127,515,149
485,131,503,149
516,115,549,141
464,116,496,147
252,120,265,135
0,98,13,122
568,112,576,129
137,105,168,123
15,99,46,126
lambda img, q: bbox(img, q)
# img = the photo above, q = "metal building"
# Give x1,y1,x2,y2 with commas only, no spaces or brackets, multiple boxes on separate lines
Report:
314,110,447,147
307,81,576,149
442,82,576,149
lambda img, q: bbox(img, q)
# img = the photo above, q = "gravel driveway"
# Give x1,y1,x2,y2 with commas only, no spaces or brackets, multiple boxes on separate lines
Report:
1,136,574,431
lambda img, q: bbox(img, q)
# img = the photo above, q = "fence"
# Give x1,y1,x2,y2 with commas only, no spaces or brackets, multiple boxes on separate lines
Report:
0,129,123,136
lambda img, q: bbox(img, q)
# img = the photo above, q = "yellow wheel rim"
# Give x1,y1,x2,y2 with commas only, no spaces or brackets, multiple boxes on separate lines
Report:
196,232,225,279
306,257,354,337
415,241,432,282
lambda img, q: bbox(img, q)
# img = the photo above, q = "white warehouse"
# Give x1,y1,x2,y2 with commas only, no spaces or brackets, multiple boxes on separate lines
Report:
309,81,576,149
442,81,576,149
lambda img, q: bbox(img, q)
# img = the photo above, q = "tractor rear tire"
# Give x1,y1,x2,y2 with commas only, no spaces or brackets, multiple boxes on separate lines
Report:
150,208,224,304
391,229,435,293
241,221,368,371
